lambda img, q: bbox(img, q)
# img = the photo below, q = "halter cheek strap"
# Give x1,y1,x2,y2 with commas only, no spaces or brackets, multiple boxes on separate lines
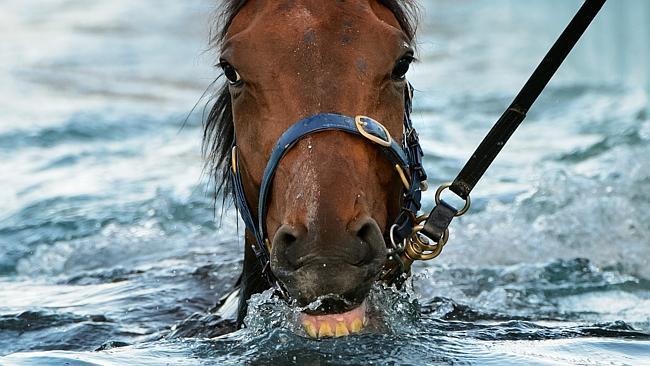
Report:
229,83,427,291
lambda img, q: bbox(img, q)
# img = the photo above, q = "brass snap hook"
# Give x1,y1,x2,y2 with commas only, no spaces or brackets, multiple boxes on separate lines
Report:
404,214,449,261
405,227,448,261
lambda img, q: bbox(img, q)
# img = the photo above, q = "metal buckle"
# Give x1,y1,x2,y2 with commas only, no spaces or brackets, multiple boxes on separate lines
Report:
355,115,392,147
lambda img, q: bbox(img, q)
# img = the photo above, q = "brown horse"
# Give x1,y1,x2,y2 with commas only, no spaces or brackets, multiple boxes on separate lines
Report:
203,0,420,338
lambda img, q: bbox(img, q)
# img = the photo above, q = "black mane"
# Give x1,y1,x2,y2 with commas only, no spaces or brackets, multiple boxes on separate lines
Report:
202,0,419,203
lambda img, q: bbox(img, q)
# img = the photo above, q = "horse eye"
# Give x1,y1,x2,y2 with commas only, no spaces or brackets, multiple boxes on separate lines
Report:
219,61,242,85
391,55,414,81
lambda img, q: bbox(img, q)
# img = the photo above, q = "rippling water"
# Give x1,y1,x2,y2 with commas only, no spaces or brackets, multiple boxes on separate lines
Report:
1,0,649,365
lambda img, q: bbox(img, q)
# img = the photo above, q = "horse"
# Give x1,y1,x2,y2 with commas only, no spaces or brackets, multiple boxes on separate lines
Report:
202,0,424,338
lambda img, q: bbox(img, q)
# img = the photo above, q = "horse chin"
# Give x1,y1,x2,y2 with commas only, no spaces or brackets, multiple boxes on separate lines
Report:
272,257,382,338
300,299,368,339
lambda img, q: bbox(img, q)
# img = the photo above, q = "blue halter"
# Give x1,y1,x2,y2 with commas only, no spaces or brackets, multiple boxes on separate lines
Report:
229,83,427,291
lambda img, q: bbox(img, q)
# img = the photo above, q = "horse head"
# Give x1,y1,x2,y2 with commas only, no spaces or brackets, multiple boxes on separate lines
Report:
204,0,420,337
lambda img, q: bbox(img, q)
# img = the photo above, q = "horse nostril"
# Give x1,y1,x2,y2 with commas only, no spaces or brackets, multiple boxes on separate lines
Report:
273,225,300,247
355,222,369,241
272,224,307,269
352,218,384,266
272,219,385,271
279,230,297,246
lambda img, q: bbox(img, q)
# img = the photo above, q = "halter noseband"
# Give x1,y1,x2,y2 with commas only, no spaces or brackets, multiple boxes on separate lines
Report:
229,83,428,292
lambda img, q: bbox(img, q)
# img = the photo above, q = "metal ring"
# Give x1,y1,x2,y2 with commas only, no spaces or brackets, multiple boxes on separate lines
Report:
435,182,471,217
355,115,392,147
411,225,448,246
415,214,429,225
411,224,425,235
412,231,431,247
405,238,441,261
405,228,448,261
410,240,439,256
389,224,405,250
389,224,399,249
415,240,444,260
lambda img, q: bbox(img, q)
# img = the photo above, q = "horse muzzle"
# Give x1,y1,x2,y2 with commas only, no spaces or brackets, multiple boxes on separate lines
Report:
270,216,386,337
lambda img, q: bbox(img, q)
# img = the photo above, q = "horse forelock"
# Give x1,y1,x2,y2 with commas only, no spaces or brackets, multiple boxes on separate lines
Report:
202,0,420,206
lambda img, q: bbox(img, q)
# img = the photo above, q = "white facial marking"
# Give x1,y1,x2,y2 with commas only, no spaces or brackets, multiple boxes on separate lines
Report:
301,137,319,227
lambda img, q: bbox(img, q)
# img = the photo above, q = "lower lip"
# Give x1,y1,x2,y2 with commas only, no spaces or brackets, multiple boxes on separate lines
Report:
300,300,367,338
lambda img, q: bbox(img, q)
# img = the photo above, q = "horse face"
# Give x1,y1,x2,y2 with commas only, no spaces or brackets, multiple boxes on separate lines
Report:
222,0,414,327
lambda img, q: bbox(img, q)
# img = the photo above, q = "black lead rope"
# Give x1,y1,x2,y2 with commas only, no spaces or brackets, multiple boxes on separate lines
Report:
421,0,607,244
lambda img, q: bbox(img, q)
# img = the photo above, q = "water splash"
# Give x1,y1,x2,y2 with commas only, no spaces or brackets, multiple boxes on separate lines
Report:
436,156,650,279
236,283,424,340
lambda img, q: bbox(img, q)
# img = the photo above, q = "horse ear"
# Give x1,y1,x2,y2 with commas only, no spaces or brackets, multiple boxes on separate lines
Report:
369,0,403,32
371,0,419,41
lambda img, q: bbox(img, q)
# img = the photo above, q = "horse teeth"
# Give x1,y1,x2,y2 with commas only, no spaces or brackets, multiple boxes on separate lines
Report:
318,323,333,338
335,322,350,337
301,301,367,338
303,321,318,338
350,319,363,333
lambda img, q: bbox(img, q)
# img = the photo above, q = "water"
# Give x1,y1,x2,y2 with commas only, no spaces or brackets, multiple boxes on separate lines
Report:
1,0,649,364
